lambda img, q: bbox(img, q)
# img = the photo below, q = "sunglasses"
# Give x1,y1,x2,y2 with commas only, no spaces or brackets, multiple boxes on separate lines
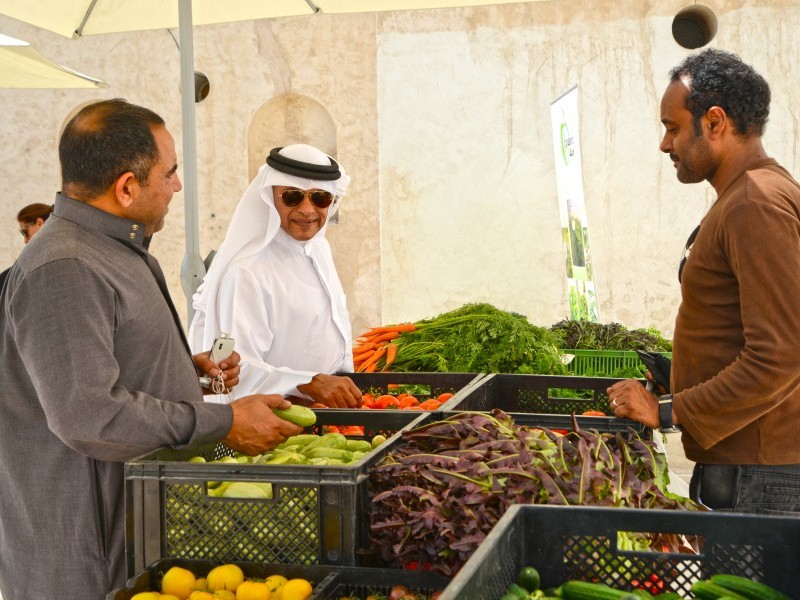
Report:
279,188,334,209
678,224,700,283
19,223,34,240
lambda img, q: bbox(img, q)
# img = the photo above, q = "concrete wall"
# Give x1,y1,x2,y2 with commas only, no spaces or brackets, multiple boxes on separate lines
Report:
0,0,798,341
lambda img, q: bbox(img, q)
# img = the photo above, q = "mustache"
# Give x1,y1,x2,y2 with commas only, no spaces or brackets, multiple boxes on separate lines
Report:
670,154,679,162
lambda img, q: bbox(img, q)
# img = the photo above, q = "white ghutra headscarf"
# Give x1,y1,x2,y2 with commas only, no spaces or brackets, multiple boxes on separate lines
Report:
189,144,352,364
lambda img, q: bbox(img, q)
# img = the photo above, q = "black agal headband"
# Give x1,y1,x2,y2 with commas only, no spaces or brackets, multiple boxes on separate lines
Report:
266,147,341,181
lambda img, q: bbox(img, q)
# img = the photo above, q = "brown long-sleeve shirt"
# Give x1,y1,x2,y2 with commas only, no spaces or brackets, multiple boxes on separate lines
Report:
673,159,800,464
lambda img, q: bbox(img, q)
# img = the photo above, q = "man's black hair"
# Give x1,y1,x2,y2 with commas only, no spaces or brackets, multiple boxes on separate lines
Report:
59,98,166,199
670,48,770,137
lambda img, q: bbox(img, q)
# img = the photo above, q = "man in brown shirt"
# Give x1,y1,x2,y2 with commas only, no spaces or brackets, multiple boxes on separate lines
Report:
607,49,800,512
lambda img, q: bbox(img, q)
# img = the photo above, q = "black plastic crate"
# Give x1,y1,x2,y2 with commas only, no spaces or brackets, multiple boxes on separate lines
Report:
311,567,450,599
337,371,485,409
440,504,800,599
125,410,425,577
108,559,449,600
445,373,648,433
447,373,629,414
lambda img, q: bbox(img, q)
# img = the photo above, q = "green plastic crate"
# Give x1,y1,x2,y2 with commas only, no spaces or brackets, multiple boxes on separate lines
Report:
562,349,672,377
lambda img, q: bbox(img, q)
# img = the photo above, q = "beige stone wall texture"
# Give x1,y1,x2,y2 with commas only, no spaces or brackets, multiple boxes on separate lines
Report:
0,0,798,339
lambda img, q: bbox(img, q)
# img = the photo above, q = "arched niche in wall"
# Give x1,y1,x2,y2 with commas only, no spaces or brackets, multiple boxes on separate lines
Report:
247,93,338,182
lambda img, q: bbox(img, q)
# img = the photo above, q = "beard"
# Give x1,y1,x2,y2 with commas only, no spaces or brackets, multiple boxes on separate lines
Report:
674,134,714,184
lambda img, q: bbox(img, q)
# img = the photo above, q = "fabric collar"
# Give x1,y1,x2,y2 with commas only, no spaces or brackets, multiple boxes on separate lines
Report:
53,192,150,249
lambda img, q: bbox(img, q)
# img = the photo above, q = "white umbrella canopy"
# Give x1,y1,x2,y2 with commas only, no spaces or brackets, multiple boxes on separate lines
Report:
0,0,549,317
0,32,104,88
0,1,540,37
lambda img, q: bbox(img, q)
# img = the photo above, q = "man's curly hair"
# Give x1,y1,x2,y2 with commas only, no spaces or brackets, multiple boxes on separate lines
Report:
670,48,770,137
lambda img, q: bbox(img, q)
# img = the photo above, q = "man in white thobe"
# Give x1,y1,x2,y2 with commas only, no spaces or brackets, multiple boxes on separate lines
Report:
190,144,362,408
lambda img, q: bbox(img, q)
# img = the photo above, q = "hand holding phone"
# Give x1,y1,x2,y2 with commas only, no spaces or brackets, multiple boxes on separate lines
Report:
636,350,671,393
210,332,235,365
200,333,235,389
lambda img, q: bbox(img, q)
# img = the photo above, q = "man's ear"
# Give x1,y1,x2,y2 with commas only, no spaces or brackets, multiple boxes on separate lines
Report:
704,106,727,138
114,172,138,208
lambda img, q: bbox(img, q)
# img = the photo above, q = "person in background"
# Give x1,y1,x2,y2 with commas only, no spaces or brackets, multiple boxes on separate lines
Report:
0,99,302,600
607,48,800,513
189,144,362,409
0,203,54,289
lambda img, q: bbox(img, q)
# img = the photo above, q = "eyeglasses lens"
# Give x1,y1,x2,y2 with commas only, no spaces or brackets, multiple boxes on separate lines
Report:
280,189,333,209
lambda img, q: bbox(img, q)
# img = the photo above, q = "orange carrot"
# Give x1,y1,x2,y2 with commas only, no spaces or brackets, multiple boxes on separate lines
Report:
382,343,398,371
370,323,417,334
353,348,376,363
357,345,387,372
370,331,400,344
364,362,377,373
353,342,377,354
357,323,417,339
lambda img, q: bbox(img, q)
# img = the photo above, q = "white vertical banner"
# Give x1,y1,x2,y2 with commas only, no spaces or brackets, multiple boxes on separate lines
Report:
550,85,600,321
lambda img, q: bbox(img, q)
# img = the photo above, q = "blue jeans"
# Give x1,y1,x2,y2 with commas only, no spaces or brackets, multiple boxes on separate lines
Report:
690,463,800,515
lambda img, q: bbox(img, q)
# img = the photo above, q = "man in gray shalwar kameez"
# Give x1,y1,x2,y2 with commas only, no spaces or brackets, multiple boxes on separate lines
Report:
0,99,303,599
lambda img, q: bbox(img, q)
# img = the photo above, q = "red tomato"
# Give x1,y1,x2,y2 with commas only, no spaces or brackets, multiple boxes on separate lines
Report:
376,394,400,409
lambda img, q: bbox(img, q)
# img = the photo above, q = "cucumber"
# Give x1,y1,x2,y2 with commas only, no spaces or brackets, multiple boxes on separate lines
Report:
272,404,317,427
710,574,791,600
344,439,373,453
279,434,320,448
561,581,629,600
505,583,529,599
692,580,748,600
517,566,541,592
305,447,353,462
301,432,347,453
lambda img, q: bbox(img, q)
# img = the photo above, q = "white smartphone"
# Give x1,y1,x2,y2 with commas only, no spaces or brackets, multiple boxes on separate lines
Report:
210,332,235,365
200,332,235,388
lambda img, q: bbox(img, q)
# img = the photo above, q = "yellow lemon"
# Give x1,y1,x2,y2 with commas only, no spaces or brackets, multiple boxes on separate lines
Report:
131,593,160,600
188,592,215,600
160,596,182,600
195,578,209,591
207,564,245,592
213,591,236,600
161,566,197,600
264,574,287,599
235,580,269,600
280,578,313,600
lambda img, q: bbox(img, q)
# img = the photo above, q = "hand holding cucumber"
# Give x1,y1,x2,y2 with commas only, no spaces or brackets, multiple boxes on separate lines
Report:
223,394,303,455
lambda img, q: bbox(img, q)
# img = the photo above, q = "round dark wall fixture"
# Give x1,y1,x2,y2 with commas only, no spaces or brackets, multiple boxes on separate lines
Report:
194,71,210,103
672,5,718,49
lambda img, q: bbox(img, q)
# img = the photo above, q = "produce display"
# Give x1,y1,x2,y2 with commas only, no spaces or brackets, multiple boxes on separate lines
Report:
130,564,314,600
549,319,673,353
498,566,791,600
352,304,674,378
353,303,567,375
188,432,389,485
368,410,700,575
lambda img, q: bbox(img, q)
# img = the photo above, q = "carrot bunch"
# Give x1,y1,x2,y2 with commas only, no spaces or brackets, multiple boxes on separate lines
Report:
353,322,417,372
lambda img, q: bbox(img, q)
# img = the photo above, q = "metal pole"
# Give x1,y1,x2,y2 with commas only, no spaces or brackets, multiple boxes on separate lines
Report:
178,0,206,326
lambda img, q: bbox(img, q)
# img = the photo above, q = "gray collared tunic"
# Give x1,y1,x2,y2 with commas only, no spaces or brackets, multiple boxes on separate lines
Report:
0,194,233,599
